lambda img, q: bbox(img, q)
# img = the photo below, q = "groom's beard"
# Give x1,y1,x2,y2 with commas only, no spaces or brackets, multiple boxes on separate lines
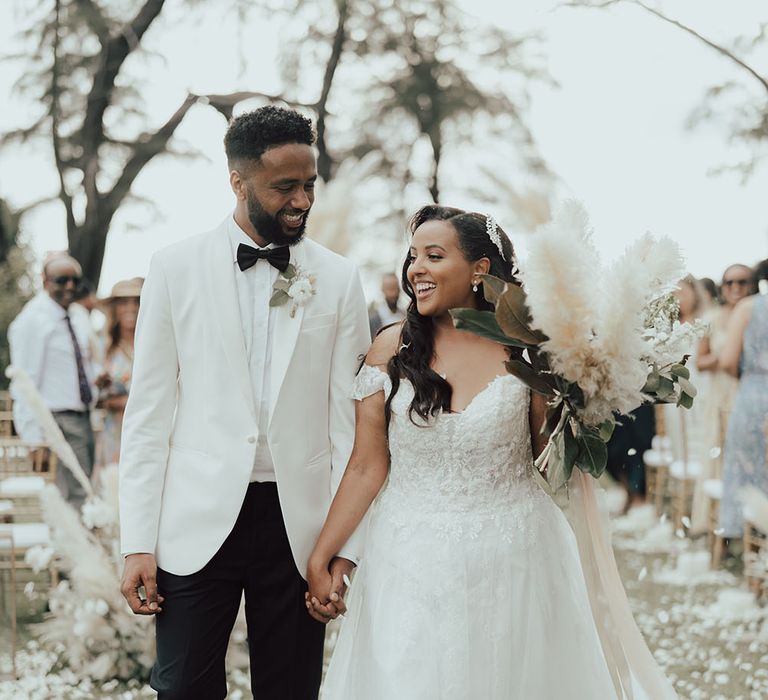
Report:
246,187,309,248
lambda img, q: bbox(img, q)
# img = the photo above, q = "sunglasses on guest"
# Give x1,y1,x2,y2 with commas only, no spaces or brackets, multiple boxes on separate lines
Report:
49,275,82,286
722,278,751,288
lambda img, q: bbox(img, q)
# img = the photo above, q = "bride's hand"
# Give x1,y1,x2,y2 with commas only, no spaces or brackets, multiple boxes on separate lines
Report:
305,556,335,623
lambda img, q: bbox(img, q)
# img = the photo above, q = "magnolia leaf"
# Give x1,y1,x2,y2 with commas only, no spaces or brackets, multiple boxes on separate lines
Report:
677,392,694,409
543,402,563,437
676,376,697,398
670,363,690,380
269,290,291,307
642,369,661,394
450,309,527,348
494,284,545,346
504,359,556,396
656,376,676,401
481,274,507,305
283,263,297,279
574,429,608,478
548,427,576,492
598,417,616,442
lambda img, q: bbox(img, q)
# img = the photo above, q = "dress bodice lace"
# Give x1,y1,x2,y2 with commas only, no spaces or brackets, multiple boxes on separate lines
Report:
351,364,542,543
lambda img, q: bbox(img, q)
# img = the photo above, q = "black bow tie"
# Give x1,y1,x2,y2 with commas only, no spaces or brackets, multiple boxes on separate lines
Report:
236,243,291,272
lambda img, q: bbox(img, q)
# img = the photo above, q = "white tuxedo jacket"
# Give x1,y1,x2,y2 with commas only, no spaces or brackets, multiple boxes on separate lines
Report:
119,218,371,576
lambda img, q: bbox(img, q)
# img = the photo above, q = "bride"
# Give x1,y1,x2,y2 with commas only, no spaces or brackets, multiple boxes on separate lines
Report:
307,205,676,699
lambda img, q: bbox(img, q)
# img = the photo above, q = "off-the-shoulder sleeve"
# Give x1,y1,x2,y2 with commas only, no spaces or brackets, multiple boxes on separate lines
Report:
350,364,391,400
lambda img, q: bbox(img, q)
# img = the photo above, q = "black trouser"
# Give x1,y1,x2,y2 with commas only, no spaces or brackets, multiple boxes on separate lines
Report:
150,482,326,700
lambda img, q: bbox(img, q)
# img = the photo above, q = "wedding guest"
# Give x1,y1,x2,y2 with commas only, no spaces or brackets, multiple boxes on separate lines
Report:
95,277,143,467
661,276,709,532
698,277,718,308
606,405,654,510
8,253,98,507
691,264,757,532
718,260,768,540
368,272,407,337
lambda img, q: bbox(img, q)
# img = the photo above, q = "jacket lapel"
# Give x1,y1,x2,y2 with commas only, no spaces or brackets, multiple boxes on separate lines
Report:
269,240,308,423
205,222,257,419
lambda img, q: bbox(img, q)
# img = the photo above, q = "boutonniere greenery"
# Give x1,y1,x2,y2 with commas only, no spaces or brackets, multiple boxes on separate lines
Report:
270,264,316,318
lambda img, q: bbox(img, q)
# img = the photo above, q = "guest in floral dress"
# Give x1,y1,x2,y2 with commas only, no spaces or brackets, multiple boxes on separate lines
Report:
718,260,768,539
691,264,757,532
95,278,143,468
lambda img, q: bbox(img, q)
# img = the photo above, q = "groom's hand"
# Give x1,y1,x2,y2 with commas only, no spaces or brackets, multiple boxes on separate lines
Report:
121,553,164,615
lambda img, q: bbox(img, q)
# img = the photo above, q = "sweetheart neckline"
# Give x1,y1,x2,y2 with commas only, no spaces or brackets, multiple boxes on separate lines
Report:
443,373,511,416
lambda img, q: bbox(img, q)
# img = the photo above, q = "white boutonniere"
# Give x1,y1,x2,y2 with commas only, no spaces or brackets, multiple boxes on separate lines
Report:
270,264,316,318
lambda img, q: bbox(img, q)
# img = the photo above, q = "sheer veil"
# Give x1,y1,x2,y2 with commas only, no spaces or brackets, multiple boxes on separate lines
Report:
564,471,678,700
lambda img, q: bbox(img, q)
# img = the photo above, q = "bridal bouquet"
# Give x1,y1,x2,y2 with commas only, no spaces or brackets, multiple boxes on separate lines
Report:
453,201,706,491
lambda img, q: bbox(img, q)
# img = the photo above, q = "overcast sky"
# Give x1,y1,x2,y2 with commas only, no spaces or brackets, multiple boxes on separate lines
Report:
0,0,766,296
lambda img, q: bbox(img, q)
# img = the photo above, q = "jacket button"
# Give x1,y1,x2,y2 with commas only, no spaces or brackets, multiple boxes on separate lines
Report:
247,435,256,444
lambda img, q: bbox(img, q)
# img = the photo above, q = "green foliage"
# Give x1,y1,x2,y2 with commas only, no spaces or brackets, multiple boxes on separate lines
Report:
0,251,35,391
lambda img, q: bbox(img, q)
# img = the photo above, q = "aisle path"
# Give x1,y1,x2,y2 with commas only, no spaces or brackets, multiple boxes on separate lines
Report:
1,505,767,699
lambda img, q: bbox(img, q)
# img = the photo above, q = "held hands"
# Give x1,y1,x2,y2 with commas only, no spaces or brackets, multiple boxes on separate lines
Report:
120,553,165,615
305,556,355,624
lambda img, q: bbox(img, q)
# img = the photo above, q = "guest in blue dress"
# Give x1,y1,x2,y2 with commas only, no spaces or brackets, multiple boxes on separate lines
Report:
718,261,768,538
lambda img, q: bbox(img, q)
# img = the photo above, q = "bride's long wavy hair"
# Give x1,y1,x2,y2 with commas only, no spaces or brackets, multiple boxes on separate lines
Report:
384,205,520,426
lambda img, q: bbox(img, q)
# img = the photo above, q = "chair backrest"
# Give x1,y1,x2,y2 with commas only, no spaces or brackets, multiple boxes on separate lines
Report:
0,439,58,482
0,411,15,438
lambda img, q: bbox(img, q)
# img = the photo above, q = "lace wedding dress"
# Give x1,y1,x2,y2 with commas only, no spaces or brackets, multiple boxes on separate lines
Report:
322,366,641,699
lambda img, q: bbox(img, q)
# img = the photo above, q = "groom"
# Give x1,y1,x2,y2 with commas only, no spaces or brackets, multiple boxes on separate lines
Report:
119,106,370,699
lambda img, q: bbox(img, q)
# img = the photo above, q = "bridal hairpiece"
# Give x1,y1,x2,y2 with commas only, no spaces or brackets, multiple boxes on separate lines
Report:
486,215,505,260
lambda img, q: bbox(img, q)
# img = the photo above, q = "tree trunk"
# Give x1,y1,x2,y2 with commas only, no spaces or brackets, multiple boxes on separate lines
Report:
315,0,349,182
428,127,442,203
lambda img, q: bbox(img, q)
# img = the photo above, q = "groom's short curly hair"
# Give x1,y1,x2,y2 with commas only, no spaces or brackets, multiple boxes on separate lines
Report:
224,106,315,167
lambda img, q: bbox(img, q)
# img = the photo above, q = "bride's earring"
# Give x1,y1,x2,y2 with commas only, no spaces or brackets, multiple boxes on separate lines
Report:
472,281,479,293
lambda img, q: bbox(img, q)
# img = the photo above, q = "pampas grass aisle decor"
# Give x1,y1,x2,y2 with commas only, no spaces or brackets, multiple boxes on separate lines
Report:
5,366,94,498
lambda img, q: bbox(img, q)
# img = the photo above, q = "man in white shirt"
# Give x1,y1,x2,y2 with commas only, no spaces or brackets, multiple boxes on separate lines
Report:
119,106,370,699
368,271,407,337
8,254,97,507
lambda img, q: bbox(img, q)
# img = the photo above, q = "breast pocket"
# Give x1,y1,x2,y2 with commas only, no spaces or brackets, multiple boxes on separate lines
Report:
302,312,336,332
300,313,336,375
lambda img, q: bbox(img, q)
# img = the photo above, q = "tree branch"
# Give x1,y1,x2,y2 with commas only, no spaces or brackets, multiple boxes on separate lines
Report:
51,0,76,238
103,93,197,214
81,0,166,158
200,91,313,121
314,0,349,182
72,0,110,46
631,1,768,94
568,0,768,94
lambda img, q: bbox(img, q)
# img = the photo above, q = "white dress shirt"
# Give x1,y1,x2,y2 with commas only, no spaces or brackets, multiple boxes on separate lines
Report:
227,216,280,482
8,292,97,443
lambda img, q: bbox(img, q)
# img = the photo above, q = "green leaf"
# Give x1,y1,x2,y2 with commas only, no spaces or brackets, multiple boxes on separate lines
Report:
480,274,507,305
494,284,545,346
670,363,690,380
273,278,291,292
642,369,661,394
548,426,577,492
542,402,563,438
598,417,616,442
450,309,527,348
676,376,697,398
574,429,608,478
504,359,556,396
269,290,290,307
677,392,694,409
656,376,676,401
282,263,297,279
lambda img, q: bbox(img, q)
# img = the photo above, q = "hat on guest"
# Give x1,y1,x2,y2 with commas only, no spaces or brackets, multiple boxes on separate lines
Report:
97,277,144,309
